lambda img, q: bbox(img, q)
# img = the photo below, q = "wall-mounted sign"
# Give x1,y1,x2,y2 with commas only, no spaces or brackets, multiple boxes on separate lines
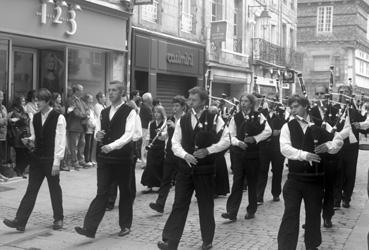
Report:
36,1,82,36
133,0,154,5
167,52,193,66
210,21,227,42
283,70,295,84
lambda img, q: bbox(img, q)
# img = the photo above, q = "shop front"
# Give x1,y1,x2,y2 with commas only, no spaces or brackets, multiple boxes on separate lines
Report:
0,0,130,104
132,27,205,114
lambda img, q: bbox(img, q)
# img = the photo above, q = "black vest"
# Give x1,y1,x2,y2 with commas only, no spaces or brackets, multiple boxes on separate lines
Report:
33,110,60,162
287,119,333,181
310,104,339,128
149,120,165,150
233,110,265,159
260,108,285,150
179,110,217,174
97,104,133,163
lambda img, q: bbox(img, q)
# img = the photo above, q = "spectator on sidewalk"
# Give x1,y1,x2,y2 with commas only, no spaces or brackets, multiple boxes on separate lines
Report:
8,96,31,177
0,90,7,166
3,88,66,232
66,84,88,170
82,94,97,168
51,92,65,115
24,90,38,120
94,92,106,119
139,92,153,168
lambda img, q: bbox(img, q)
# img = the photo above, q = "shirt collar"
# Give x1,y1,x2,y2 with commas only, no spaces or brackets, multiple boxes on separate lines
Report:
111,101,124,110
41,107,52,118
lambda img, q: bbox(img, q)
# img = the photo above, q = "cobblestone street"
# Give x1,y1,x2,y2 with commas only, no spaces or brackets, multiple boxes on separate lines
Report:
0,151,368,250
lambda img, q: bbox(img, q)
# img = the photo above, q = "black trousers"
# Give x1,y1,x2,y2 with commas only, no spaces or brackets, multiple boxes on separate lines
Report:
335,143,359,203
278,177,323,250
15,159,63,227
162,171,215,248
214,153,230,196
84,133,94,163
322,159,337,220
83,160,132,234
155,156,177,208
257,145,284,201
14,147,30,175
226,154,259,216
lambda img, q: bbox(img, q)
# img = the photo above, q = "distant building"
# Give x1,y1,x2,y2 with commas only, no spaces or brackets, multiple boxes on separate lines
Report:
297,0,369,96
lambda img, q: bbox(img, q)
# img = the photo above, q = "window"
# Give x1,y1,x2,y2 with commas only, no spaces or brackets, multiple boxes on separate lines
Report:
142,0,159,23
290,28,294,49
291,0,295,9
181,0,193,33
233,0,242,53
211,0,222,21
271,25,277,44
313,55,330,71
367,16,369,40
317,6,333,33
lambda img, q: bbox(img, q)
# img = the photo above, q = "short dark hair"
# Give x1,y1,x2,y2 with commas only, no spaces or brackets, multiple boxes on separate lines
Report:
12,95,25,109
287,94,310,108
37,88,52,104
172,95,186,106
26,90,37,103
188,86,208,102
130,90,139,100
338,85,352,95
96,91,104,100
72,84,83,93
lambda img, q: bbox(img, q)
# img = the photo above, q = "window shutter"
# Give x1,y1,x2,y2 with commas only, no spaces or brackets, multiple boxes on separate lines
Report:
191,0,197,34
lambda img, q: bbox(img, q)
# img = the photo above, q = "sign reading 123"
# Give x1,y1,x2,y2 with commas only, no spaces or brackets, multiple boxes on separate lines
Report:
38,0,82,36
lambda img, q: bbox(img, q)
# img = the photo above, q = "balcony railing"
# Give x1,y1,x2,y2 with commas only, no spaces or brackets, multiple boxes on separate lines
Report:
209,46,249,68
181,12,193,33
252,38,286,66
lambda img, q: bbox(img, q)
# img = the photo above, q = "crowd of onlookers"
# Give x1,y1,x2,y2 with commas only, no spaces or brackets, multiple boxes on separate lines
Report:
0,85,156,180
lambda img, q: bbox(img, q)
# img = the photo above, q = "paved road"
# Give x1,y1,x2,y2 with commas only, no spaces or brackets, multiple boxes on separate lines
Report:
0,151,368,250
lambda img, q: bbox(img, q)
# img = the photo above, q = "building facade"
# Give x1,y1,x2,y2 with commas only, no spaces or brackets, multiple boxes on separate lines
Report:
130,0,205,113
205,0,301,100
297,0,369,96
0,0,131,105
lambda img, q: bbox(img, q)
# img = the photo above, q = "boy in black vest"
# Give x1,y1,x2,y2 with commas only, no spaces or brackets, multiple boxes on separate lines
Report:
150,95,186,213
75,81,136,238
3,88,66,231
157,87,229,250
222,93,272,221
277,95,344,250
257,93,286,204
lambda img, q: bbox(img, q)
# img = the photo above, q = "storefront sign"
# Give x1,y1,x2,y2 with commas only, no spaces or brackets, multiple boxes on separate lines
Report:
167,52,193,66
133,0,154,5
37,1,81,36
210,21,227,42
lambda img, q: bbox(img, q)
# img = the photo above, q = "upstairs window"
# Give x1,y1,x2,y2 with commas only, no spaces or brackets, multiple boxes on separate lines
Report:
142,0,159,23
211,0,223,21
181,0,193,33
317,6,333,33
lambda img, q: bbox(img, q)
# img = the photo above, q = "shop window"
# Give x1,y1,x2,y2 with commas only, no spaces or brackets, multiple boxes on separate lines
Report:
142,0,159,23
313,55,330,71
68,48,106,98
317,6,333,33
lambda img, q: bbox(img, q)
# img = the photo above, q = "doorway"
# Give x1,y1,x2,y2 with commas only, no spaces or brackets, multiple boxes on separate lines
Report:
12,48,37,100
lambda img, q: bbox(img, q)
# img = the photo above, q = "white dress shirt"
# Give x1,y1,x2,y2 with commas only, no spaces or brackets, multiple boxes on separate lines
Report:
95,101,136,151
229,112,272,146
133,113,143,142
359,114,369,130
94,102,105,118
29,108,67,167
280,116,344,162
171,110,230,160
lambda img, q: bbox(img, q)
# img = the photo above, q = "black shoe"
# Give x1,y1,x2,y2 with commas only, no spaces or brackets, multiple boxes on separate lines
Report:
202,242,213,250
149,202,164,213
106,205,114,211
3,219,25,232
157,241,177,250
273,196,280,202
342,201,350,208
334,201,341,208
118,227,130,237
53,220,63,230
74,226,95,238
323,218,333,228
221,212,237,221
244,213,255,220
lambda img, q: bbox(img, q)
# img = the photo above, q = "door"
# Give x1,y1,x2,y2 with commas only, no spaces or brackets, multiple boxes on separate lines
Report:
12,48,37,100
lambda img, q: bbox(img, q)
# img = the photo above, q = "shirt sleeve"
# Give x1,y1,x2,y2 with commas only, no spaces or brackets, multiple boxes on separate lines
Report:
107,109,136,150
280,123,309,161
325,132,344,154
133,114,143,141
29,115,35,141
206,126,230,154
171,118,188,159
229,117,242,146
359,116,369,130
53,115,67,167
94,112,101,141
253,113,272,143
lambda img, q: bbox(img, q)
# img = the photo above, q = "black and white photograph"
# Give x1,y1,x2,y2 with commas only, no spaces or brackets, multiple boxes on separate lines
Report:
0,0,369,249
